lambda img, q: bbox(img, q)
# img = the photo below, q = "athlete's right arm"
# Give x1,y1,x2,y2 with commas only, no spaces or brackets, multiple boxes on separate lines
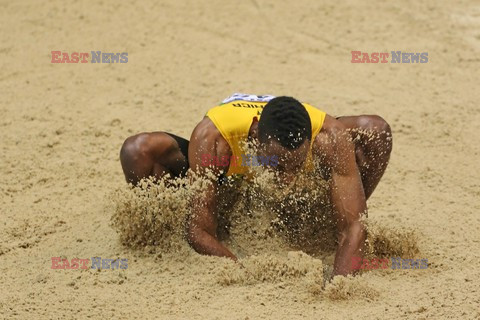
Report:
185,117,237,260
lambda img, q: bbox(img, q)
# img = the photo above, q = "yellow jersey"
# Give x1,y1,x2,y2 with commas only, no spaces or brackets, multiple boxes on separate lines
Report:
206,93,326,176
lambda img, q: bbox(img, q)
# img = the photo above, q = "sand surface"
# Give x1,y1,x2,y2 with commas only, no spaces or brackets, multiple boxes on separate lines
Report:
1,0,480,319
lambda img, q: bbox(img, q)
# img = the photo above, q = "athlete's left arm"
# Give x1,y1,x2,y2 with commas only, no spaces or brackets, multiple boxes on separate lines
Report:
316,116,367,277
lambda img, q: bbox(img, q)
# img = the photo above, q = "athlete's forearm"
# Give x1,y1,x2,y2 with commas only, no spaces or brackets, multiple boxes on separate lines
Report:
333,220,366,276
186,191,237,260
329,168,368,276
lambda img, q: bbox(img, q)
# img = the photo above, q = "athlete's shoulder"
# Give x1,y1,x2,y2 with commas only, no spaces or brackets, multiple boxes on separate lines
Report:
191,116,224,143
313,116,349,155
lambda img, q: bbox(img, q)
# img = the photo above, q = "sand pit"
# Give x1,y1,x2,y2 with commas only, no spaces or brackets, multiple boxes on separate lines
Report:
1,0,480,319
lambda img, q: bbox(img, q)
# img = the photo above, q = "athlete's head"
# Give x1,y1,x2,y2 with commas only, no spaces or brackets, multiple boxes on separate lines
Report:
257,96,312,183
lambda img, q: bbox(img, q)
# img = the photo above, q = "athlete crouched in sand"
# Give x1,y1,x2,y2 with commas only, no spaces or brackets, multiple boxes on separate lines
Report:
119,93,392,276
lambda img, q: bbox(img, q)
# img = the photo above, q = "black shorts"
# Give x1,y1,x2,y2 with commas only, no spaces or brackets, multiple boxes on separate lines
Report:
166,132,189,160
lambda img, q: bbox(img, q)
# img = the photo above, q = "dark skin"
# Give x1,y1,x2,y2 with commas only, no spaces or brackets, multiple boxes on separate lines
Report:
120,114,392,276
185,114,391,276
120,132,189,182
313,116,368,276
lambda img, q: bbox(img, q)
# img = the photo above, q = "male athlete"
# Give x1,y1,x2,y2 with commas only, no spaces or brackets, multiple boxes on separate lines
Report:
119,93,392,276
